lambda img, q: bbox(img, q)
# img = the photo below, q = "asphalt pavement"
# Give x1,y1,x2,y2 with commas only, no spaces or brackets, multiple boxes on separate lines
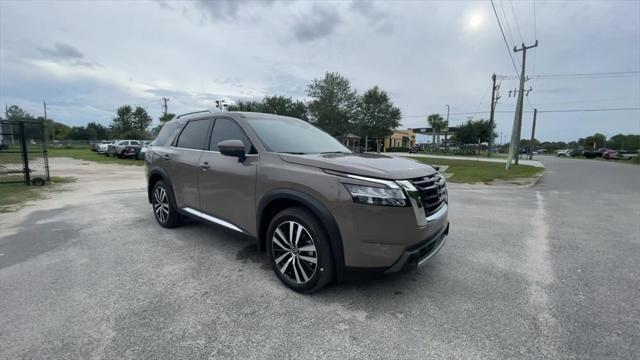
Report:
0,156,638,359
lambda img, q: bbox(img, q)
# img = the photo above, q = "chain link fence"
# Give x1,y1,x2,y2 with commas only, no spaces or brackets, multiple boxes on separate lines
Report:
0,120,50,185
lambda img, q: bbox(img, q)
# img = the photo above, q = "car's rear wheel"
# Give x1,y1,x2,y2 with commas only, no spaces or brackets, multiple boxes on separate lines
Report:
151,180,182,228
266,207,334,293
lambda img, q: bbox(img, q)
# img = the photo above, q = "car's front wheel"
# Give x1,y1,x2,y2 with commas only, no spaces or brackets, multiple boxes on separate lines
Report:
266,207,334,293
151,180,182,228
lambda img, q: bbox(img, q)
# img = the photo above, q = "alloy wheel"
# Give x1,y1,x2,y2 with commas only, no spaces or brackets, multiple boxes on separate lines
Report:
153,186,170,223
271,221,317,284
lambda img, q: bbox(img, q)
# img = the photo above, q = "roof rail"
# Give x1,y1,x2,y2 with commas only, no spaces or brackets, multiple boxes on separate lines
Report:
176,110,211,119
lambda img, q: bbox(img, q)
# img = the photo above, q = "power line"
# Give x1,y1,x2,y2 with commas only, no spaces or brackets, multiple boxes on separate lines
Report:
490,0,520,75
530,71,640,79
538,107,640,113
532,0,537,75
509,0,525,43
497,71,639,81
475,82,494,113
516,97,640,106
402,107,640,119
499,0,518,48
533,0,537,41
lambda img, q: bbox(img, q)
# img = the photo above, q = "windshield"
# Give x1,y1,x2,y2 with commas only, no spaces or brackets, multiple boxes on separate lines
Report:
245,117,350,154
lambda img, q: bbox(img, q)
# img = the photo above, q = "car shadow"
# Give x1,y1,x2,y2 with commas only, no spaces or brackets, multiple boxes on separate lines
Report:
173,218,446,302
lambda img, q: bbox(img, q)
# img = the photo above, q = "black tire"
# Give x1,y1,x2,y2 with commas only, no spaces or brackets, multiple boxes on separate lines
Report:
151,180,182,228
266,207,334,293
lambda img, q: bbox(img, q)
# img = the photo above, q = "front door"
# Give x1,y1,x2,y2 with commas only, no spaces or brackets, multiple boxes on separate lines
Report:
198,117,258,234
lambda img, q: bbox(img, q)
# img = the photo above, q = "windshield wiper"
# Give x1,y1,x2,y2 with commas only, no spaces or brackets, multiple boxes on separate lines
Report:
320,151,348,154
280,152,306,155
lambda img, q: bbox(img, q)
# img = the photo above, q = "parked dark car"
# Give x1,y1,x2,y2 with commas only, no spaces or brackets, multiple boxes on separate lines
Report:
570,148,583,157
602,149,620,160
408,146,419,154
122,145,142,159
583,148,608,159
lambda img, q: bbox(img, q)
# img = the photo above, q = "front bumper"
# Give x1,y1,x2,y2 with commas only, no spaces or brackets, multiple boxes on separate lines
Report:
385,222,449,273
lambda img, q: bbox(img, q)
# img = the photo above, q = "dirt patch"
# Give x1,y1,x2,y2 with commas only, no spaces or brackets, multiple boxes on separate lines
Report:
0,157,145,232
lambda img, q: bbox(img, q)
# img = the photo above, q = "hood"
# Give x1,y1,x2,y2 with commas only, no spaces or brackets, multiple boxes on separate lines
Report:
278,152,436,180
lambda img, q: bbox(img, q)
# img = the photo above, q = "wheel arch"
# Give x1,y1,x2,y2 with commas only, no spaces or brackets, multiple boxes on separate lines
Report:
257,189,345,281
147,167,173,204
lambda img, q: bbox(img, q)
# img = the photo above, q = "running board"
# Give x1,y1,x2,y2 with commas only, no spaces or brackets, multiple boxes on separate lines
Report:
182,207,244,233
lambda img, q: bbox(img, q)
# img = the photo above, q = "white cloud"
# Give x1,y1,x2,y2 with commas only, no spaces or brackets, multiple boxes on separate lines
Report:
0,0,638,140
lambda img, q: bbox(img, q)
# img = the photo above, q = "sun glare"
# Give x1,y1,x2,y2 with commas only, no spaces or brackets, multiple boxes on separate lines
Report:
467,12,485,31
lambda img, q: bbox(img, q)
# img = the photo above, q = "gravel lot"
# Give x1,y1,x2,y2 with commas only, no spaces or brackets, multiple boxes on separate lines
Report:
0,156,638,359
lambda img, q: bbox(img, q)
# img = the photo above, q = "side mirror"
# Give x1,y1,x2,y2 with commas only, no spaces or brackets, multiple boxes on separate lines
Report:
218,139,246,162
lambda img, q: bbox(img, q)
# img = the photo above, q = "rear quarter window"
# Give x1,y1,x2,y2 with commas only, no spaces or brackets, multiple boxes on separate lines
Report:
175,119,212,150
152,122,182,146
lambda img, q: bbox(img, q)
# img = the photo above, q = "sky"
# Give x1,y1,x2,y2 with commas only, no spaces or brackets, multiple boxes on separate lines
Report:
0,0,639,142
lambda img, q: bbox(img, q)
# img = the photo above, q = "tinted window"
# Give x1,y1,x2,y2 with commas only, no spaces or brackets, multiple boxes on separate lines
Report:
152,122,181,146
209,118,252,153
176,119,212,149
245,117,349,154
131,141,140,146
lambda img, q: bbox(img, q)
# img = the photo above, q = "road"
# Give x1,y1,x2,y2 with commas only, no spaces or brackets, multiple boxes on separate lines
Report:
0,156,638,359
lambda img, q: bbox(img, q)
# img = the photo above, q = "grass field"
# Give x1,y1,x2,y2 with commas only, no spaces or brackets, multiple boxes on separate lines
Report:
47,148,143,166
415,151,509,159
0,176,76,212
408,156,543,184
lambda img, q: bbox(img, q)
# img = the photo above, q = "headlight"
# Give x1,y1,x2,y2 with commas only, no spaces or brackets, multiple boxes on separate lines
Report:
344,184,407,207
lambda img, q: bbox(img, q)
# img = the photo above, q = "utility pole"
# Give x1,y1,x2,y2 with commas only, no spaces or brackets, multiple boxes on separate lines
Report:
529,108,537,160
161,97,169,116
506,40,538,170
488,73,501,157
445,104,450,152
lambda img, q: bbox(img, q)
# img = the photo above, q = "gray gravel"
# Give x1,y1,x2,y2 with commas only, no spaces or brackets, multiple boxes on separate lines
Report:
0,156,638,359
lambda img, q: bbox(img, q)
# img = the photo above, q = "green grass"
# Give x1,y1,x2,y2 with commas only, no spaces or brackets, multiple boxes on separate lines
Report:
408,156,543,184
415,151,509,159
47,148,143,166
0,176,76,212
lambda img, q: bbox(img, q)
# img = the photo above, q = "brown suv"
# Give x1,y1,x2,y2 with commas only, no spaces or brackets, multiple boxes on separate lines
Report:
145,111,449,293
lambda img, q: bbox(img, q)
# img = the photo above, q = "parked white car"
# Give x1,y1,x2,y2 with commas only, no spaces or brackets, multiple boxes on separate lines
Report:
97,140,115,154
556,149,572,157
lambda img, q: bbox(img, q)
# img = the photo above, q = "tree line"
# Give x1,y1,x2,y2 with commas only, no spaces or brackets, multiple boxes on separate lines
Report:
228,72,402,151
1,72,403,148
1,104,154,141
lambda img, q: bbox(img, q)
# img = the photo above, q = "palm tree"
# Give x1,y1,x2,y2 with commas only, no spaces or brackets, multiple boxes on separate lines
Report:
427,114,448,151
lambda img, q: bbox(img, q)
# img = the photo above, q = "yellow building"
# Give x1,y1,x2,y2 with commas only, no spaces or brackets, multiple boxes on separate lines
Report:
384,129,415,150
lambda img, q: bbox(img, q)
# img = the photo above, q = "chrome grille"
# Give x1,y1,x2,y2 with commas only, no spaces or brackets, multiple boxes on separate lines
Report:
410,173,448,217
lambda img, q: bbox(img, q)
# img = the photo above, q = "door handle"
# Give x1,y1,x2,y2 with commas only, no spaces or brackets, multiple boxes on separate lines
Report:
200,161,211,169
161,154,170,160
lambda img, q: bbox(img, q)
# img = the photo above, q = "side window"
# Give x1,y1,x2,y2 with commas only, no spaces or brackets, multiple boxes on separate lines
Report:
209,118,253,153
131,141,140,146
175,119,212,150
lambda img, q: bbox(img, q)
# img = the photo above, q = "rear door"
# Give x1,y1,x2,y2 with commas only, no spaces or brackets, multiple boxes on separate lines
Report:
166,117,213,209
198,117,258,234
